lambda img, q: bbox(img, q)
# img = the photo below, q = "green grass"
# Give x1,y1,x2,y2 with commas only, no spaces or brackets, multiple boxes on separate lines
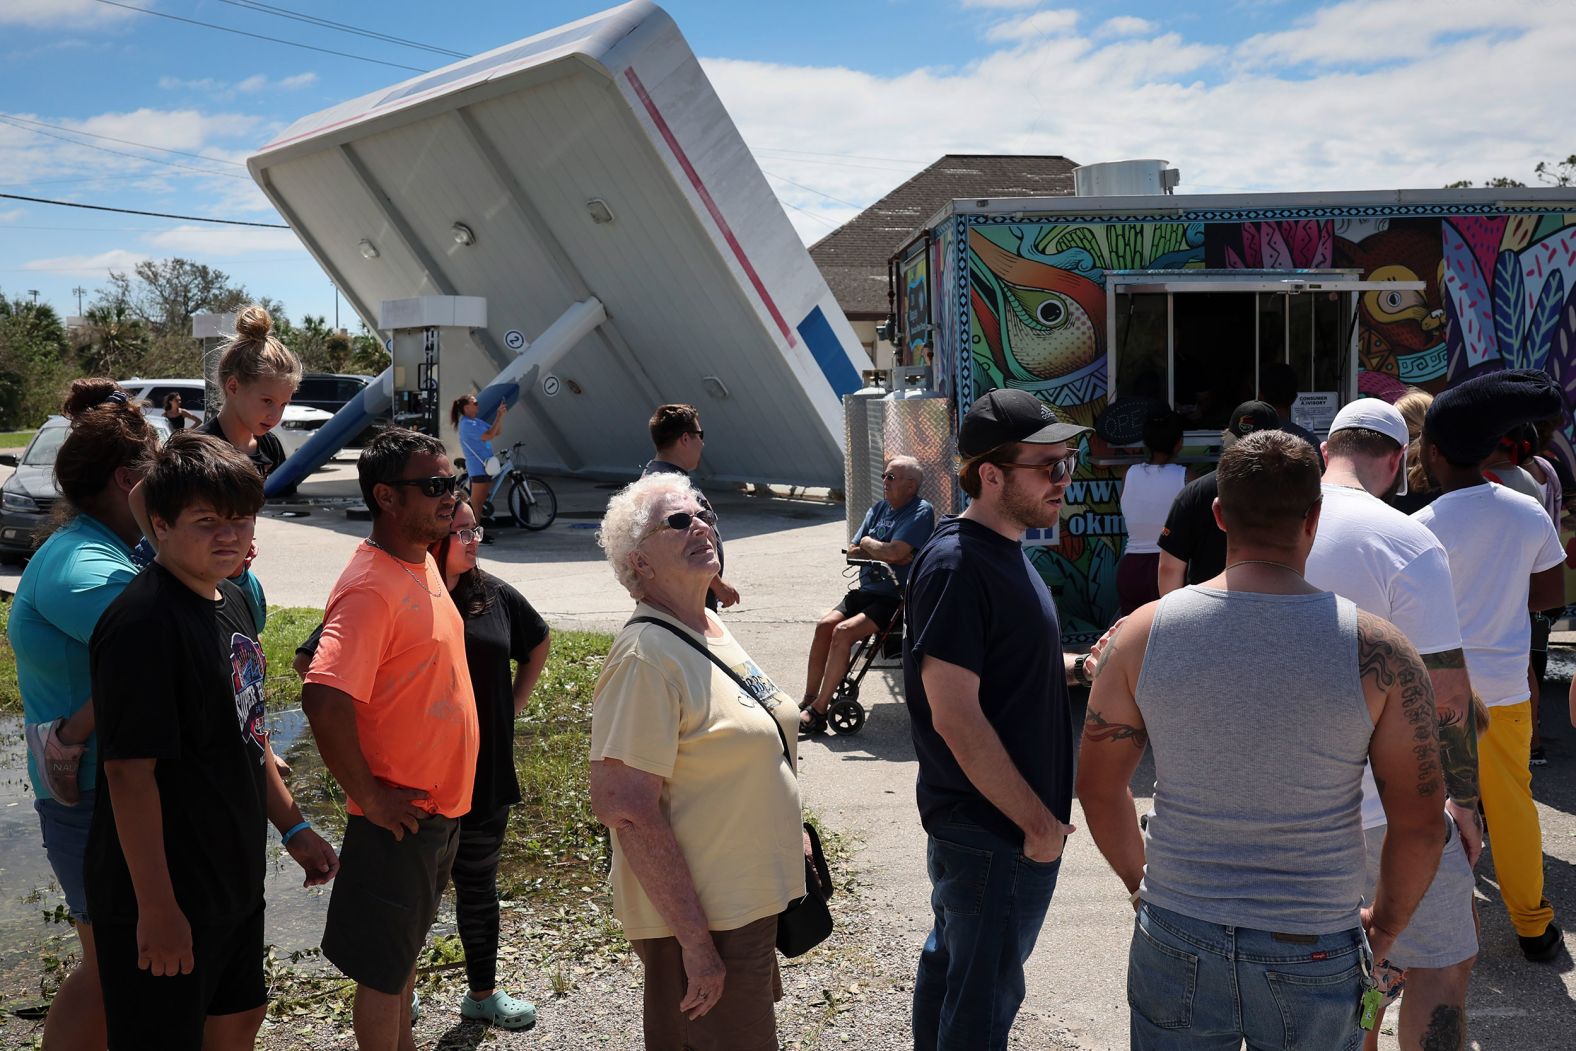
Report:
0,602,17,713
261,605,322,711
0,430,34,449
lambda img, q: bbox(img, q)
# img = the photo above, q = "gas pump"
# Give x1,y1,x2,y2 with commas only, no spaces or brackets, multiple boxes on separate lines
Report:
377,296,489,455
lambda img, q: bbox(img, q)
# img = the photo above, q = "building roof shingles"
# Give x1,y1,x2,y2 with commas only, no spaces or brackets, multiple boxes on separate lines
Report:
808,154,1078,318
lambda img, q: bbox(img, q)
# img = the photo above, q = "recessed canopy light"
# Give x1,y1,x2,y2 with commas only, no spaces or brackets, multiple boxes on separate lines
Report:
358,239,379,259
451,222,476,246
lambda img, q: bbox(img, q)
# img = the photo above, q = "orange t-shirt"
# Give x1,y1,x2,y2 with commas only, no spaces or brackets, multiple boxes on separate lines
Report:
304,542,478,818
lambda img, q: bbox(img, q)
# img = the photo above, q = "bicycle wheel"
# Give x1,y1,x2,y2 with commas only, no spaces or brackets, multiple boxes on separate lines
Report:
509,474,558,530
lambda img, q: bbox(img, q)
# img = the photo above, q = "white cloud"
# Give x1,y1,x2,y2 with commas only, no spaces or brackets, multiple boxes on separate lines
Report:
1098,16,1155,37
0,0,135,27
960,0,1042,8
144,226,304,255
159,76,224,92
160,73,318,98
69,109,262,154
0,209,25,223
1242,0,1541,66
701,0,1574,244
983,9,1079,43
22,250,150,276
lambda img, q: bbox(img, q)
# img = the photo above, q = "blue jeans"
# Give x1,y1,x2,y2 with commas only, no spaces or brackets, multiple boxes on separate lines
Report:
36,789,94,923
912,814,1061,1051
1129,902,1368,1050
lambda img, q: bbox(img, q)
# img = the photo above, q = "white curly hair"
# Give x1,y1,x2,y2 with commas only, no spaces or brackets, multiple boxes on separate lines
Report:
598,472,701,597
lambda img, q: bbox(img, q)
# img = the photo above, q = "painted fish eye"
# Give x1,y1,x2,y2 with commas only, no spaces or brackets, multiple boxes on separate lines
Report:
1037,298,1067,326
1382,291,1404,310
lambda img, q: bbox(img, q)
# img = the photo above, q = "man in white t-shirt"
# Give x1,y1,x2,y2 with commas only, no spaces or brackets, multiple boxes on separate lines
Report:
1413,369,1567,964
1306,400,1480,1049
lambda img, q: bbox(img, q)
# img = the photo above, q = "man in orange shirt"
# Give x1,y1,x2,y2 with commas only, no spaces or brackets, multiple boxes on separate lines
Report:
302,428,479,1051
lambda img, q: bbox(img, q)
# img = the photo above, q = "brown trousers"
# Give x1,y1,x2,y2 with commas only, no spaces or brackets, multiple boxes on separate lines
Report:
630,915,782,1051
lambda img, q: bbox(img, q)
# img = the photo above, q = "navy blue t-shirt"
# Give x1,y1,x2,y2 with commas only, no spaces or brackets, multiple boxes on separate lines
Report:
902,516,1074,844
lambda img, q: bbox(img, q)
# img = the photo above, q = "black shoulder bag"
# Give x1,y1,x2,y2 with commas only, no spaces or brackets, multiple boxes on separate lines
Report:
629,616,834,957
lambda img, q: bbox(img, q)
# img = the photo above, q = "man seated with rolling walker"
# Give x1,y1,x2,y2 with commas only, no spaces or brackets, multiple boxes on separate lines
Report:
801,456,935,736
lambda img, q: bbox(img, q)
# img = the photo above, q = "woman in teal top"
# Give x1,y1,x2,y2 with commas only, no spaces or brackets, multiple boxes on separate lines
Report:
9,379,159,1051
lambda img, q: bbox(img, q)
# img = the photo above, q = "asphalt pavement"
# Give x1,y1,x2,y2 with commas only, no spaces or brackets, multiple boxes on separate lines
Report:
3,455,1574,1048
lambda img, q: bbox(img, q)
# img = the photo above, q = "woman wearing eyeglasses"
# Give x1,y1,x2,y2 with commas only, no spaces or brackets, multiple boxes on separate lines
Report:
294,497,550,1031
589,473,808,1051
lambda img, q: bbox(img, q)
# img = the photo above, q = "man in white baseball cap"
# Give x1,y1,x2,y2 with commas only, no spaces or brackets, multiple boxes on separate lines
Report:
1305,397,1481,1050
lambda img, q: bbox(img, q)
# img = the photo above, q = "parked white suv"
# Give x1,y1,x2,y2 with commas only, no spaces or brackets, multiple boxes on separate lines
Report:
117,378,333,458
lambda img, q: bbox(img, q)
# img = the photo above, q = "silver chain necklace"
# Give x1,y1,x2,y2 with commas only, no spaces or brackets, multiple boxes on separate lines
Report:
365,538,443,597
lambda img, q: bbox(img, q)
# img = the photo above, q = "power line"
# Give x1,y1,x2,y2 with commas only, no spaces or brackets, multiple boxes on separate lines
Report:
0,193,290,229
215,0,468,59
751,150,925,176
773,197,841,229
90,0,429,72
754,145,934,165
761,169,865,209
0,116,250,180
0,113,245,167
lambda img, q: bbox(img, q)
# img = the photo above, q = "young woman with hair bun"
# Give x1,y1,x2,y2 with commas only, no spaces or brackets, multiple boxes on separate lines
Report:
199,304,302,478
8,378,162,1051
131,304,299,631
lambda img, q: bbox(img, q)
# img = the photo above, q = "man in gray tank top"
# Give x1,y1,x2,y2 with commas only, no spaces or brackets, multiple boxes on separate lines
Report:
1077,430,1446,1050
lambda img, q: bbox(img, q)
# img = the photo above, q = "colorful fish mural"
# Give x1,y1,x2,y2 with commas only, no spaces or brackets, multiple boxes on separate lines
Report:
965,221,1203,639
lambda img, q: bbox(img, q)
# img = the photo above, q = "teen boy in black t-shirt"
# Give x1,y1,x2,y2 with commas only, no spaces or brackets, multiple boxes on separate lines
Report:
86,432,337,1050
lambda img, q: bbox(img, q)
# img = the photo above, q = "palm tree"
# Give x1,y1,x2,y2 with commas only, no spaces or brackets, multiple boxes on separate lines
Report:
76,303,150,379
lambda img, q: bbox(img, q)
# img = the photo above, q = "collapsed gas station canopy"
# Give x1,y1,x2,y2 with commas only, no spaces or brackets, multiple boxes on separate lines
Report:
247,0,867,486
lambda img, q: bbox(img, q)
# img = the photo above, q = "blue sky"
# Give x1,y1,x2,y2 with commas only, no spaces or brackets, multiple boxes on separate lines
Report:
1,0,1568,329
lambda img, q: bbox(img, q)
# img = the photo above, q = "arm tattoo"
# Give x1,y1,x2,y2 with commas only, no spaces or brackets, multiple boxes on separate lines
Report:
1421,649,1479,806
1083,708,1149,750
1420,648,1466,670
1437,701,1481,809
1358,614,1441,799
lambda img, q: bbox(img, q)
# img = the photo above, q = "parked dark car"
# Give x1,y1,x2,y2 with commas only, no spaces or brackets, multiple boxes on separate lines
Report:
0,415,171,564
294,373,372,414
294,373,383,446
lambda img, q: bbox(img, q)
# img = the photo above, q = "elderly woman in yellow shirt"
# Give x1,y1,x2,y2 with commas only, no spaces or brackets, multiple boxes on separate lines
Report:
589,472,806,1051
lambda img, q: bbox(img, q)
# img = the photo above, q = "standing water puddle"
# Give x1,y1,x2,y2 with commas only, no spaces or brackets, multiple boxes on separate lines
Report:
0,709,341,979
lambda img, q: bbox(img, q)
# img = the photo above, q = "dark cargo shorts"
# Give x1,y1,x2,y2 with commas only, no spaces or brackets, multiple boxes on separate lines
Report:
321,813,459,994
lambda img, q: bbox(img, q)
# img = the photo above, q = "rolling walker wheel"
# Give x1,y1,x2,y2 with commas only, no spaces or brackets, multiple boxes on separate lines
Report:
828,697,866,735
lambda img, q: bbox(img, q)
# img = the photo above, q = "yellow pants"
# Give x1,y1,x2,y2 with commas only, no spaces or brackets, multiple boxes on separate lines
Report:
1480,701,1554,937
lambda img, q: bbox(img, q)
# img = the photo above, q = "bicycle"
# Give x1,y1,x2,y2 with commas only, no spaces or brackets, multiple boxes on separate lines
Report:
478,441,557,530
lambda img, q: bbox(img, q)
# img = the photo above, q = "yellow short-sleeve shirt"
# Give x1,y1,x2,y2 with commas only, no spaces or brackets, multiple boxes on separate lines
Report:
590,603,804,940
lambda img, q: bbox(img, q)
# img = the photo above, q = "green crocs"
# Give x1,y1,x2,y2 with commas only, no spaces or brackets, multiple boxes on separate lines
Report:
460,990,538,1031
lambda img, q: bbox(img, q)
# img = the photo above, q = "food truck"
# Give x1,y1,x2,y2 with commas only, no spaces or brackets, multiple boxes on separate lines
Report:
890,160,1576,642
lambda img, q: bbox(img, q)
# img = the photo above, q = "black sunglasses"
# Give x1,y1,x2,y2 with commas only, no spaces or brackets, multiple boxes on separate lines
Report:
996,452,1079,483
688,429,705,440
386,475,461,498
643,508,717,539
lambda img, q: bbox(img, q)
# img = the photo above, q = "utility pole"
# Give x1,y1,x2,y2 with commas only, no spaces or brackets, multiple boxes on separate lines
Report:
333,283,340,330
72,286,86,314
26,289,39,306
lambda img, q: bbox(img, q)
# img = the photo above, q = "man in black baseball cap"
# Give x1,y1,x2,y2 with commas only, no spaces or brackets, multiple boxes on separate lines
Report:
957,387,1093,457
904,386,1091,1048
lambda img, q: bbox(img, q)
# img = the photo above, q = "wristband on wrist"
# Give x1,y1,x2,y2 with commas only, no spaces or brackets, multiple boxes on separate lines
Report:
280,820,311,846
1072,654,1090,686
